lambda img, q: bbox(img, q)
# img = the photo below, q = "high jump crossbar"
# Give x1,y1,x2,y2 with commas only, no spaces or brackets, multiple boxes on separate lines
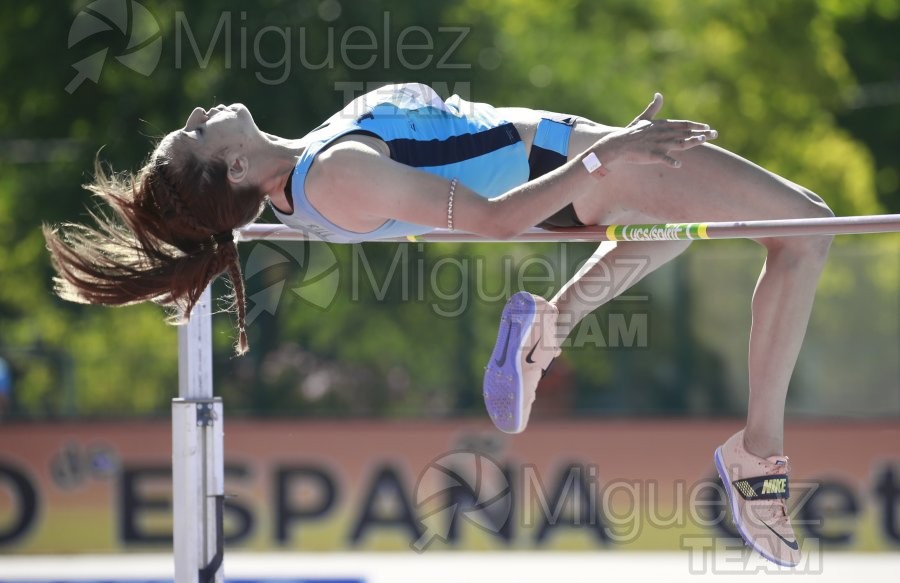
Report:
174,213,900,582
237,213,900,243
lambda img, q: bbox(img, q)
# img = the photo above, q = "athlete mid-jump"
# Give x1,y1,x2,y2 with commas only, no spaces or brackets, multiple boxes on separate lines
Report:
45,83,832,566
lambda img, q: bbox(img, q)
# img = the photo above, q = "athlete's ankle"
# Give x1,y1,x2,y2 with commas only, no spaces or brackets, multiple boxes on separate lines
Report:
547,300,575,346
742,429,784,459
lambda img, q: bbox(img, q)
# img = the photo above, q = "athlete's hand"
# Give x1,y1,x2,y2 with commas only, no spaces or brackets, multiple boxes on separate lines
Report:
593,93,717,169
628,92,666,127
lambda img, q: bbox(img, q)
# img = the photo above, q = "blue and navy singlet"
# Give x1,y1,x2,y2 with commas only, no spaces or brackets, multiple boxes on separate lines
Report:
272,83,530,243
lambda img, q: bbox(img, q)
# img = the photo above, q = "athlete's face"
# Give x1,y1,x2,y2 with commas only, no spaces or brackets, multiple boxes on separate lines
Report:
156,103,287,193
177,103,258,160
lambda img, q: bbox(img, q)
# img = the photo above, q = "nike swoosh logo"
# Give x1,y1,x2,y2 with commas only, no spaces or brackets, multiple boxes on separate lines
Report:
525,337,541,364
494,324,513,367
762,521,799,550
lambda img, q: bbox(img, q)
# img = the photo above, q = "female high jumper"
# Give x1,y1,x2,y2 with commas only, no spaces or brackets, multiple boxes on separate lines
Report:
45,83,832,567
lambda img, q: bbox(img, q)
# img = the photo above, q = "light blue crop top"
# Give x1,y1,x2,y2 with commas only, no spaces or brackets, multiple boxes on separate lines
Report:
271,83,530,243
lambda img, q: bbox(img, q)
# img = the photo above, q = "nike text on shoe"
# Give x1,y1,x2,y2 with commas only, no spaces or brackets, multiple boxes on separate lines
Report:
483,291,560,433
714,430,801,567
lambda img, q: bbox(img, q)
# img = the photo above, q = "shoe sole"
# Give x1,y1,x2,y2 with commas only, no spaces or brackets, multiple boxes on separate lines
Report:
483,292,536,434
714,447,799,568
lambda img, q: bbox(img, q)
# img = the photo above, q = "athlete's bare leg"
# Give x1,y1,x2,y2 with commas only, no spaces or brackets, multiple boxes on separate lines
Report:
552,117,832,459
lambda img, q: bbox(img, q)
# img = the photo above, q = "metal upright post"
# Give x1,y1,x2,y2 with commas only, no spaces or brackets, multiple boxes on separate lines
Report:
173,286,224,583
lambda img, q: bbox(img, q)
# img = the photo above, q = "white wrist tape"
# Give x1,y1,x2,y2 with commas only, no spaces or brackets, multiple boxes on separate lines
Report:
582,152,604,174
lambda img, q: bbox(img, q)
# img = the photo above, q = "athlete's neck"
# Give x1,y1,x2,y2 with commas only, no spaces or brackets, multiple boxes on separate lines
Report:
253,134,303,213
268,165,297,214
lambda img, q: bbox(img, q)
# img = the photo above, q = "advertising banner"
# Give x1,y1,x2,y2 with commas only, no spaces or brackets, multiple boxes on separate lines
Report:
1,419,898,559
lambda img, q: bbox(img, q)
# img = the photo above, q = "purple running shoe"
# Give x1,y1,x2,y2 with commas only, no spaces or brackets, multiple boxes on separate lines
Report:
483,291,559,433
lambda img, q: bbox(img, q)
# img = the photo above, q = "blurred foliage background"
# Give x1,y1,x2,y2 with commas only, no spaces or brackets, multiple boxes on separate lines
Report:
0,0,897,421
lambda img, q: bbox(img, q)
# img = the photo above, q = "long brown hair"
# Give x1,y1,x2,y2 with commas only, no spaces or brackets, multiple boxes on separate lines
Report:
44,143,266,355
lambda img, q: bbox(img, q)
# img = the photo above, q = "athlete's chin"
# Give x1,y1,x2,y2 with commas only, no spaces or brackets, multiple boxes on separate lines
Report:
236,104,261,131
230,103,251,118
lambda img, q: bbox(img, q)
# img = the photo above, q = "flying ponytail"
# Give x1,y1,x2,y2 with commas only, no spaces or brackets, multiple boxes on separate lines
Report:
44,147,265,355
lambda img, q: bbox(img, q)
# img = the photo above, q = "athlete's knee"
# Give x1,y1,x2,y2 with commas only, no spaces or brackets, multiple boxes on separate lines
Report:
798,190,834,254
791,183,834,220
764,195,833,261
767,230,833,265
804,189,835,221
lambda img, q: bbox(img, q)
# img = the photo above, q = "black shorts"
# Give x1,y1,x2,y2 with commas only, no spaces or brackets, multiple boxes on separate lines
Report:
528,113,585,229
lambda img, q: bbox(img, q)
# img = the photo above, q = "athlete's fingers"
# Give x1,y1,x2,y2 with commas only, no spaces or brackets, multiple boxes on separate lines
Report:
629,92,664,126
667,133,715,150
654,127,718,146
657,152,682,168
659,120,714,132
682,135,707,147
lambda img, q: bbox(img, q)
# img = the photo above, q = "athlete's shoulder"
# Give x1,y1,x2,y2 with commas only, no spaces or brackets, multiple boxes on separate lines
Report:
307,134,390,194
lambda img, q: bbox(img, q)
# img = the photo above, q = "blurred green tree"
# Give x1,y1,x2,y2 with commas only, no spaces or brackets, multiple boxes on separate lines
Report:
0,0,894,419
